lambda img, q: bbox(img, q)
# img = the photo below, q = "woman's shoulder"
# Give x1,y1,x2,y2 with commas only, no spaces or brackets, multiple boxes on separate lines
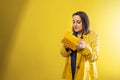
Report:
88,30,98,36
85,30,99,40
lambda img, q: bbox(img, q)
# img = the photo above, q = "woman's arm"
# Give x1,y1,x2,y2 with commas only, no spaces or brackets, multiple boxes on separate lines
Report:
60,46,72,57
78,33,100,62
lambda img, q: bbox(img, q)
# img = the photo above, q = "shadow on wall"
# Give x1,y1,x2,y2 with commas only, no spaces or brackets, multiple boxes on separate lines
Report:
0,0,28,79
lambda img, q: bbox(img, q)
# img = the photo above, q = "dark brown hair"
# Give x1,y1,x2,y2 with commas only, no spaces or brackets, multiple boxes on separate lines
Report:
72,11,90,34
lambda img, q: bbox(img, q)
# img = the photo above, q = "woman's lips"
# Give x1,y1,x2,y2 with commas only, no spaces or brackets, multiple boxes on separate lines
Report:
74,27,78,29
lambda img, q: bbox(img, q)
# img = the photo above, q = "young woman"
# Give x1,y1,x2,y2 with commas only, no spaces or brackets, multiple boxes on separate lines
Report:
60,11,100,80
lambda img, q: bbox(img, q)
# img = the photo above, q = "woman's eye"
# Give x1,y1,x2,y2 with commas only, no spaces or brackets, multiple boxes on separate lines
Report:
77,21,81,24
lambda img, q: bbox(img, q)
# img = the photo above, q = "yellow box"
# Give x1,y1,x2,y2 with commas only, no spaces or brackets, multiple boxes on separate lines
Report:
61,32,80,50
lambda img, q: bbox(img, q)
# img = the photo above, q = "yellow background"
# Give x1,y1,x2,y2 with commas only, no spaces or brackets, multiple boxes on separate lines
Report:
0,0,120,80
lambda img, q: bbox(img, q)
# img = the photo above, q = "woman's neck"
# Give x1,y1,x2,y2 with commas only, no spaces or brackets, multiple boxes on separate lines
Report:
77,32,82,38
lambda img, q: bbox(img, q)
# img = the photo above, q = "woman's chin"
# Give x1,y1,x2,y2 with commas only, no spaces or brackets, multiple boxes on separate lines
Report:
74,30,79,32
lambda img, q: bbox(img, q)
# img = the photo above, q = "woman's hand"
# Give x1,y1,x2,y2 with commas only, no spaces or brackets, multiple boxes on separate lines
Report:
76,40,86,50
63,44,69,49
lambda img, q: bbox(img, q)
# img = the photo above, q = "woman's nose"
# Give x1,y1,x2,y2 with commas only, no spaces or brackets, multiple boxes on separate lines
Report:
74,22,77,26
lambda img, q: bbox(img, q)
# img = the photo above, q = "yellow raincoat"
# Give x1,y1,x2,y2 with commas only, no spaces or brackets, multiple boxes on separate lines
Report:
60,31,100,80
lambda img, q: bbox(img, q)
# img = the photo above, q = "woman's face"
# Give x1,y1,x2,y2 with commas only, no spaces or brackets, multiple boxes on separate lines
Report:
72,15,82,33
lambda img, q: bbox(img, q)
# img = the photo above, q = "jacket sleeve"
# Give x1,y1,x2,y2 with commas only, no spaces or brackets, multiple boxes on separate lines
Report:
60,46,72,57
78,34,100,62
